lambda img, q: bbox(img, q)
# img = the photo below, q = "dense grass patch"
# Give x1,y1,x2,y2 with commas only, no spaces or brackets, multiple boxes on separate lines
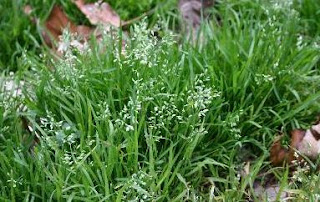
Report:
0,0,172,70
0,0,40,71
1,0,320,201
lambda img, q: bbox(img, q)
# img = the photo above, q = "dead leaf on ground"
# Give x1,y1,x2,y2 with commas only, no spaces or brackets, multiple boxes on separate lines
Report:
44,6,94,47
73,0,121,28
24,1,124,54
270,135,292,166
253,180,288,201
178,0,215,40
44,6,76,46
270,121,320,167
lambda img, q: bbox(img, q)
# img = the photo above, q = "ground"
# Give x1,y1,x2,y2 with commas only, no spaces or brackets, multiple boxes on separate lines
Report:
1,0,320,201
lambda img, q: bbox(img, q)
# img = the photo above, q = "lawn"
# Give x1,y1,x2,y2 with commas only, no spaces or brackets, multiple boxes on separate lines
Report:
1,0,320,201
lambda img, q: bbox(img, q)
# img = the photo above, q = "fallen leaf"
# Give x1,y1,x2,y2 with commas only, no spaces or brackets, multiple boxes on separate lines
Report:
270,137,291,166
179,0,203,28
178,0,215,39
253,181,288,201
73,0,121,27
42,5,93,53
270,122,320,166
44,6,78,43
295,127,320,159
76,25,93,38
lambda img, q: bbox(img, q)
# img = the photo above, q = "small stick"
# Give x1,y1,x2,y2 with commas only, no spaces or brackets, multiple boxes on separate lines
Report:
121,7,158,28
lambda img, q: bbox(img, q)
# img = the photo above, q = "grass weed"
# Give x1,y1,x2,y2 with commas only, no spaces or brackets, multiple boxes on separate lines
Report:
0,0,320,201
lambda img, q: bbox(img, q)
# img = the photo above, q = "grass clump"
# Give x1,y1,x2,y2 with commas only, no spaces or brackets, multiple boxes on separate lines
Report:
0,0,320,201
0,0,40,71
0,0,169,70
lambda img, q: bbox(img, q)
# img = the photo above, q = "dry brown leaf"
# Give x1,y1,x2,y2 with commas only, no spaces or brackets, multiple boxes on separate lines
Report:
73,0,121,27
24,5,96,55
26,3,125,56
42,5,94,53
24,5,95,48
76,25,93,38
178,0,215,39
295,127,320,159
270,122,320,166
270,136,291,166
179,0,203,29
45,6,78,42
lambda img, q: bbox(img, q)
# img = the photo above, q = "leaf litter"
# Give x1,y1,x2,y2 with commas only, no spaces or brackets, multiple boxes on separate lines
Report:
248,119,320,201
270,121,320,166
24,1,123,54
25,0,217,53
178,0,215,41
73,0,121,27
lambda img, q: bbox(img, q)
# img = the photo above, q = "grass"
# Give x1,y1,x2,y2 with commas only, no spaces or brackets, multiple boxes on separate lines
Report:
0,0,174,70
0,0,40,71
1,0,320,201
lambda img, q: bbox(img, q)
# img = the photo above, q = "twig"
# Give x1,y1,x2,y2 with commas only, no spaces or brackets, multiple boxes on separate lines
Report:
121,0,173,28
121,7,157,28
